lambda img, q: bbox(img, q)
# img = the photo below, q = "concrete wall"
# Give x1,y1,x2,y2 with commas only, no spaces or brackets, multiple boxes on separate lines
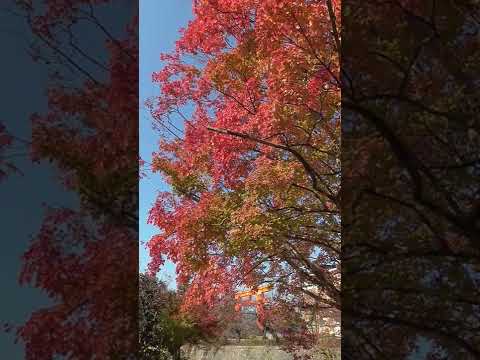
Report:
181,344,340,360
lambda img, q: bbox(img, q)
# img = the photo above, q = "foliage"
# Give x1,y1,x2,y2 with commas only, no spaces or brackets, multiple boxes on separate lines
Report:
0,123,19,181
342,0,480,358
147,0,341,349
3,1,139,359
139,273,200,360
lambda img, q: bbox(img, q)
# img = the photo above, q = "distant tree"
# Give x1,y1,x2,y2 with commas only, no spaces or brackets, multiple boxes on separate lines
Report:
139,273,200,360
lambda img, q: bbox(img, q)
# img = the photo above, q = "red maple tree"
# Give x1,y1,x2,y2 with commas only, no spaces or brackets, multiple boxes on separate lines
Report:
147,0,341,348
4,1,139,359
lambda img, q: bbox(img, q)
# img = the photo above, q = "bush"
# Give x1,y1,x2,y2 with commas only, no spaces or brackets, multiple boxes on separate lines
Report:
139,273,200,359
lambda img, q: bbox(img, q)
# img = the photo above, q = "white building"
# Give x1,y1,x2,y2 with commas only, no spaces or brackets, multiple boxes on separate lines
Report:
301,267,341,337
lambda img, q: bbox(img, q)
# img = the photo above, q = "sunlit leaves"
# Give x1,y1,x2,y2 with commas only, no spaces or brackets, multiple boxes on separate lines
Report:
148,0,341,346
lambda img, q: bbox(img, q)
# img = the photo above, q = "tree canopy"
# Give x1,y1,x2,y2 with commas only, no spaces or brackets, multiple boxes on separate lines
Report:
147,0,341,343
4,2,139,359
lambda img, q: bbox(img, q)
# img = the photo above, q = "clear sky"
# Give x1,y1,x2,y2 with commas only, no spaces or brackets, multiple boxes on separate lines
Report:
139,0,193,289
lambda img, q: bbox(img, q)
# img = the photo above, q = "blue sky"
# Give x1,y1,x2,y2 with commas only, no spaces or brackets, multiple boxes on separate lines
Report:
139,0,193,289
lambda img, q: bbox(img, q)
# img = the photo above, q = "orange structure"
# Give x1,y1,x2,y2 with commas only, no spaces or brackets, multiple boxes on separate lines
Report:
234,285,273,333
